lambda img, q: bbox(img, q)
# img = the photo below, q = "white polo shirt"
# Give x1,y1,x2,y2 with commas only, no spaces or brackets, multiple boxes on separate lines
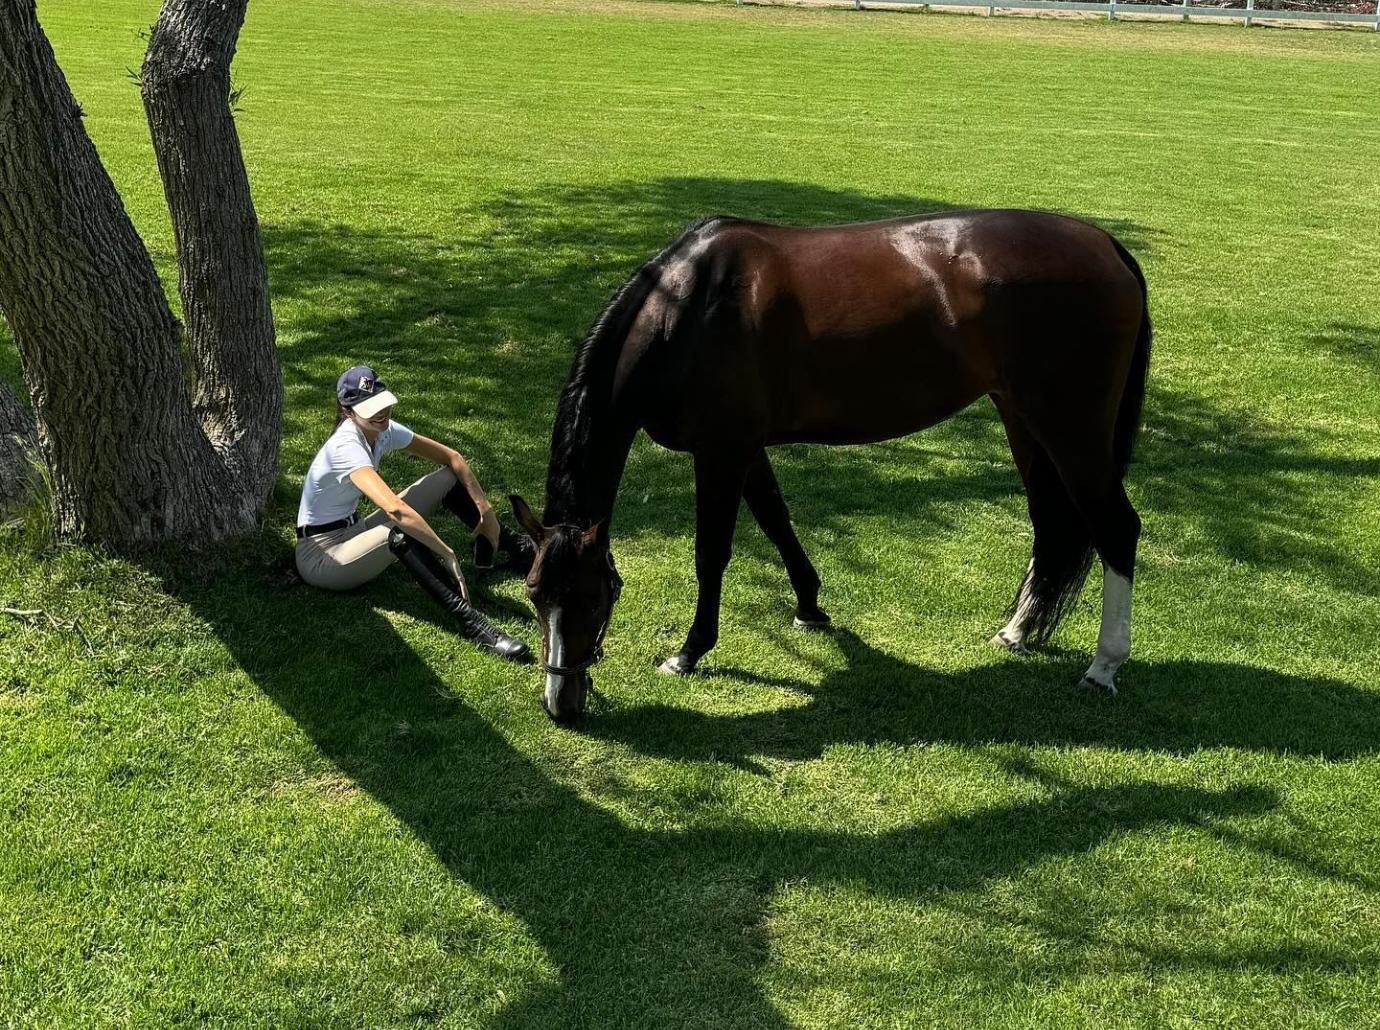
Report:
297,419,415,527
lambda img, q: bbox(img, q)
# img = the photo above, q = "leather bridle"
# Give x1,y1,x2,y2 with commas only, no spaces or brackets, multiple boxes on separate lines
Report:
540,552,623,679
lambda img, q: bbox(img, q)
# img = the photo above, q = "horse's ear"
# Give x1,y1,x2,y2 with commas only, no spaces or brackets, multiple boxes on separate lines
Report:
509,494,546,544
581,520,609,550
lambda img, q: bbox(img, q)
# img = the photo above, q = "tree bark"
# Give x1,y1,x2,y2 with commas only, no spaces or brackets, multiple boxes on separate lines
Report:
142,0,280,504
0,0,278,548
0,379,36,510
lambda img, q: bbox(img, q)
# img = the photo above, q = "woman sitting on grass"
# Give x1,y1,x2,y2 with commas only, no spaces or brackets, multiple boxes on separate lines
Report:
295,365,534,663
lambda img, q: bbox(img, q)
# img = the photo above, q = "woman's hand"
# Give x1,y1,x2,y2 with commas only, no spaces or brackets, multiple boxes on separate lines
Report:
401,436,499,550
472,504,500,550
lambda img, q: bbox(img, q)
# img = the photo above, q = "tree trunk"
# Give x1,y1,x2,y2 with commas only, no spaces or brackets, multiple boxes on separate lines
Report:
0,380,37,510
142,0,280,504
0,0,278,548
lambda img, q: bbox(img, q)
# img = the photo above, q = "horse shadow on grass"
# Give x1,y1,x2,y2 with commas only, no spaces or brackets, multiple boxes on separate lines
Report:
587,627,1380,764
181,566,1334,1027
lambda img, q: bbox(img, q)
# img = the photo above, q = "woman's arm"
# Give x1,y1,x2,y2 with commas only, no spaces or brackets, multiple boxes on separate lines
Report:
348,465,467,595
403,433,499,548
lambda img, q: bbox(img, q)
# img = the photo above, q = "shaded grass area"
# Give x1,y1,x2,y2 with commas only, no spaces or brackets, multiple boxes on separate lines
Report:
3,0,1380,1026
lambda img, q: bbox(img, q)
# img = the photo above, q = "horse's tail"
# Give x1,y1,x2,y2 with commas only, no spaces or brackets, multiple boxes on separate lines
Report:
1012,451,1097,646
1008,233,1150,647
1109,235,1152,477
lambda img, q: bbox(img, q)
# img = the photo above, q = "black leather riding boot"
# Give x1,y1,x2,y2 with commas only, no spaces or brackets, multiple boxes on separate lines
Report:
387,528,531,663
441,483,536,574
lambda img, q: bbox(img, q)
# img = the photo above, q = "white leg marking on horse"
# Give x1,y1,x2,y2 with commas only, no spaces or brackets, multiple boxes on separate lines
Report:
544,607,565,710
1083,567,1132,692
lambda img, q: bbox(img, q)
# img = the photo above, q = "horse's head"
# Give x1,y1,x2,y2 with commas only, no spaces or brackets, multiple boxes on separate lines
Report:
511,495,623,725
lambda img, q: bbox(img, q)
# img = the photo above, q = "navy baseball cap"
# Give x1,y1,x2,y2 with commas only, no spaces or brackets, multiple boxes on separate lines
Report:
336,365,398,419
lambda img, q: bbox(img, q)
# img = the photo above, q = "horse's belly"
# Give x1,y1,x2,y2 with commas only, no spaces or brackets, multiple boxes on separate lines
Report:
768,332,987,444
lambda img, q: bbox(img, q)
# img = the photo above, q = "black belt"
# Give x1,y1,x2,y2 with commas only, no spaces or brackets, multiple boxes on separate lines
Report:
296,514,358,539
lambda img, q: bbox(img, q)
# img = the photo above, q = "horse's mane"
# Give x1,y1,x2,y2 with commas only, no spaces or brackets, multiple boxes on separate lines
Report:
544,215,727,524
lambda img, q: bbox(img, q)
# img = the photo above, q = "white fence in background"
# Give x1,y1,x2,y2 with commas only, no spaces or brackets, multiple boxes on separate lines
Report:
735,0,1380,30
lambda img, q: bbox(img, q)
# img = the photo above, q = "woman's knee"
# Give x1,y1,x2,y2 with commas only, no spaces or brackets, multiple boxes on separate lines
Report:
399,467,459,515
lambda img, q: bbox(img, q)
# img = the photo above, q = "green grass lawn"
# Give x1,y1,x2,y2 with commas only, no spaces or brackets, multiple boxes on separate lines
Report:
3,0,1380,1025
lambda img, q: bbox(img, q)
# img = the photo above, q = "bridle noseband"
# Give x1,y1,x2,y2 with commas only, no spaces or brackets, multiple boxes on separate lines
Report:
540,553,623,679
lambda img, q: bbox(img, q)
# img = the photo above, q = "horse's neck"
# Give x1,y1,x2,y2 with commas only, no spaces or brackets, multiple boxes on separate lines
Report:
548,256,673,527
547,384,641,528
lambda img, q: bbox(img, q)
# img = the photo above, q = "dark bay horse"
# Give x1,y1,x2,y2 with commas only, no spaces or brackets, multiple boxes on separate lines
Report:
511,209,1151,724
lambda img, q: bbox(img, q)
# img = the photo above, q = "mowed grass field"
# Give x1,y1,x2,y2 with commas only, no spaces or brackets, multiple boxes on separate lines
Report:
3,0,1380,1025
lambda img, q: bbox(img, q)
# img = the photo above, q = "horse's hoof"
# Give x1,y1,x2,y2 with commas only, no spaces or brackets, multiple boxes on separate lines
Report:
658,654,696,676
990,632,1027,654
793,609,832,632
1078,675,1117,696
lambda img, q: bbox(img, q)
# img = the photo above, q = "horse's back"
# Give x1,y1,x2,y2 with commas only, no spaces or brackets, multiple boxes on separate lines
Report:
755,208,1131,297
646,210,1144,448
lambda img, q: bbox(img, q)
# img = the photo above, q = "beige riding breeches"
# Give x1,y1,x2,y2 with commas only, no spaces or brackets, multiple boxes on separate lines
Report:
294,467,457,590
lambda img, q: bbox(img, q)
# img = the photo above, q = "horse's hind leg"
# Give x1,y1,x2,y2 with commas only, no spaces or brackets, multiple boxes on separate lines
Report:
743,449,830,629
995,393,1143,692
659,449,753,676
1073,477,1140,694
1037,433,1142,694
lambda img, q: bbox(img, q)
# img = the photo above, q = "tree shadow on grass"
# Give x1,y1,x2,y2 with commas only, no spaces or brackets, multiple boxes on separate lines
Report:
1310,322,1380,378
177,567,1311,1027
1134,381,1380,597
263,177,1157,483
265,176,981,504
263,175,1377,601
586,628,1380,764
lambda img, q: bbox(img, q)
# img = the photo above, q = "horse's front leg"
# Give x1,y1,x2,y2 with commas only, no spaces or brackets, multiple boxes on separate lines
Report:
742,448,829,628
659,450,751,676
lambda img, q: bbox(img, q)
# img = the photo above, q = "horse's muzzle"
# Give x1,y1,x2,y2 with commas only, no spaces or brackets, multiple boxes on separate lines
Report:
542,671,590,725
